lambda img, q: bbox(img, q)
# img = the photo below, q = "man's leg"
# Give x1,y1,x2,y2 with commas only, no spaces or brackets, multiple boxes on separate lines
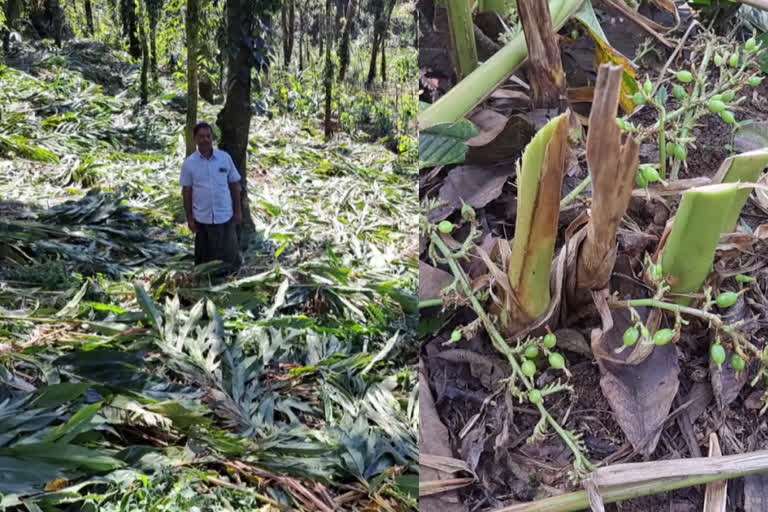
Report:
194,224,206,266
209,219,240,275
196,222,215,266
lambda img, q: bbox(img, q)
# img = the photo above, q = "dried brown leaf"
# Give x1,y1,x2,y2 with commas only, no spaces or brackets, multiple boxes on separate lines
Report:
595,308,680,455
419,261,454,302
466,111,536,164
429,165,516,222
419,359,469,511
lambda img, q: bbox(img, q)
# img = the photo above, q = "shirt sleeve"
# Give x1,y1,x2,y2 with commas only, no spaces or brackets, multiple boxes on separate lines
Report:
227,154,241,183
180,160,193,187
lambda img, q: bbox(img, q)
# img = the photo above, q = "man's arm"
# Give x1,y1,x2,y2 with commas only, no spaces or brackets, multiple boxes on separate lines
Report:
182,186,198,233
229,182,242,224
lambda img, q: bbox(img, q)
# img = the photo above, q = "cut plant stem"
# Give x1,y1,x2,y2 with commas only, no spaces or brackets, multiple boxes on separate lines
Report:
711,148,768,232
660,183,739,305
490,449,768,512
657,106,667,178
418,0,584,129
506,112,570,330
418,298,444,309
517,0,566,108
430,231,594,475
478,0,508,12
575,64,639,293
445,0,479,79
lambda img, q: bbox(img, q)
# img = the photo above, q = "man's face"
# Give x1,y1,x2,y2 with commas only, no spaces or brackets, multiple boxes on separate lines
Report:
195,127,213,152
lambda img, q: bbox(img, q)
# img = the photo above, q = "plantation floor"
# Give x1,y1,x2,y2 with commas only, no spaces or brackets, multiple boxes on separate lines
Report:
419,4,768,512
0,39,418,510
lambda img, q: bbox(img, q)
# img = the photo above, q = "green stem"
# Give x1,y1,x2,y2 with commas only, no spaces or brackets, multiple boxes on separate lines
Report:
478,0,508,13
560,176,592,208
418,0,584,129
418,298,444,309
657,106,667,179
445,0,479,79
608,297,760,356
430,231,595,473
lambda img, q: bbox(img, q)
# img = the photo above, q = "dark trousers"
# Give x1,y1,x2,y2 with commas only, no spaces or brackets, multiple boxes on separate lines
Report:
194,218,241,273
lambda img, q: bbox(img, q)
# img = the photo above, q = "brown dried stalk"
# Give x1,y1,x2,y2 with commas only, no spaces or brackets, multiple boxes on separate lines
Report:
568,64,639,304
517,0,566,109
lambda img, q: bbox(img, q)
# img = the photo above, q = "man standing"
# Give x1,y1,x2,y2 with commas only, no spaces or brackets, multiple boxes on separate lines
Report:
180,121,243,274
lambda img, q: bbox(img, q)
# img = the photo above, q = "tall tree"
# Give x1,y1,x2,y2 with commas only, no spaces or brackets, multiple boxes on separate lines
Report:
298,3,303,69
29,0,71,47
323,0,333,139
185,0,199,156
1,0,22,56
337,0,356,82
365,0,386,87
216,0,277,247
138,0,149,104
120,0,141,58
146,0,163,80
84,0,94,34
280,0,295,67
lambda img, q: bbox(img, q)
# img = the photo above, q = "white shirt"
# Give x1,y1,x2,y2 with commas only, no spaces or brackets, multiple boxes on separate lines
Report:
180,148,241,224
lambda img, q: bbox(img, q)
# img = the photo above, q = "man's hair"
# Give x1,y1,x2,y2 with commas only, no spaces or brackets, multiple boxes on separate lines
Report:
193,121,213,136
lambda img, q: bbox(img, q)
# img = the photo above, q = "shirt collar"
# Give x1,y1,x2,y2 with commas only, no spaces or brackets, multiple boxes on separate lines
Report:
197,149,216,160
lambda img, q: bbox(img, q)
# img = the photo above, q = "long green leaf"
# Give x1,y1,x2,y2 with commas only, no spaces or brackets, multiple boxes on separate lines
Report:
44,402,102,444
0,443,125,471
133,281,162,330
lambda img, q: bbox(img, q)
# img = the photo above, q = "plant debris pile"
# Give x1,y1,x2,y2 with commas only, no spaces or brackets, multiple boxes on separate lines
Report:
0,35,418,511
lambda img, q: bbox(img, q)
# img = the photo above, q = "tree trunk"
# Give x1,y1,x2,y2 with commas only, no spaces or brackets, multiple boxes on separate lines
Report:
337,0,356,82
366,31,381,87
365,0,387,87
139,1,149,104
185,0,199,156
323,0,333,140
318,12,324,56
380,30,386,82
281,1,287,66
120,0,141,58
147,0,161,80
298,6,304,70
137,0,149,105
216,0,266,246
2,0,23,55
150,23,157,79
84,0,94,35
281,0,295,68
286,0,295,67
517,0,566,109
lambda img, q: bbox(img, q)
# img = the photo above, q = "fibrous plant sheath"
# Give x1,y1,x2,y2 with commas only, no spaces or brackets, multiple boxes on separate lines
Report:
711,148,768,233
661,183,739,304
506,112,570,328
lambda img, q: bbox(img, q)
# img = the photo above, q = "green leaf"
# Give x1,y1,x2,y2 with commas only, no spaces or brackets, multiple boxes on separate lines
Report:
33,383,92,408
0,443,125,471
418,119,478,169
394,474,419,499
574,0,639,112
133,281,162,330
0,456,72,495
44,402,102,444
55,281,89,318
